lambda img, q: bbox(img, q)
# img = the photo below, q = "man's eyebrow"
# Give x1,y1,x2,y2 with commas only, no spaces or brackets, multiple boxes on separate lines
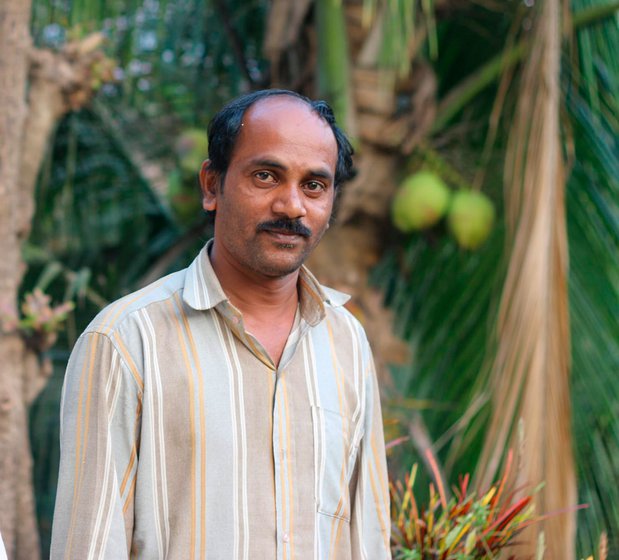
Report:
248,158,334,182
308,168,334,181
249,158,288,170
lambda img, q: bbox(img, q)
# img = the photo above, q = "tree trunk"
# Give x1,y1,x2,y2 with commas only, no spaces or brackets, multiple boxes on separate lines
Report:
0,1,43,557
0,3,108,552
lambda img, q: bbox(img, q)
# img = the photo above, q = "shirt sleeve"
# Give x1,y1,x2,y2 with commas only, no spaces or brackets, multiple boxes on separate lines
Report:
51,331,142,559
0,531,8,560
350,349,392,559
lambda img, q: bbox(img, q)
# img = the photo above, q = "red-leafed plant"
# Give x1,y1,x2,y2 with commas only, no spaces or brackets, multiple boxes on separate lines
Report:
390,449,540,559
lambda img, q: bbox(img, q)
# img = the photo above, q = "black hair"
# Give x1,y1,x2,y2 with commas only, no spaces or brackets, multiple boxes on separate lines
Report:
206,89,354,189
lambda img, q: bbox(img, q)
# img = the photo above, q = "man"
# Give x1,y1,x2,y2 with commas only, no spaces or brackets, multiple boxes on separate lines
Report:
51,90,391,559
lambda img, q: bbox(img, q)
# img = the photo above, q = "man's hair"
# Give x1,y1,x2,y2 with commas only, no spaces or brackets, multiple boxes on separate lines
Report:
206,89,354,189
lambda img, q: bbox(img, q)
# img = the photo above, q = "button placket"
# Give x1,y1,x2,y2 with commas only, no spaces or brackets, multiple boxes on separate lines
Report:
272,371,287,558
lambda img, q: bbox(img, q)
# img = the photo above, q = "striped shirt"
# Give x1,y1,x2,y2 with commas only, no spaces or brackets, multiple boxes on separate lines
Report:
51,242,391,559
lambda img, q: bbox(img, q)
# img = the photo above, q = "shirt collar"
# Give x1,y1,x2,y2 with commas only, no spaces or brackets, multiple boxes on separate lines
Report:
182,239,350,325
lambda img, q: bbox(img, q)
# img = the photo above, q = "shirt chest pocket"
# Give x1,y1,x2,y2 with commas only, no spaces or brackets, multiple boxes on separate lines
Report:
311,405,361,522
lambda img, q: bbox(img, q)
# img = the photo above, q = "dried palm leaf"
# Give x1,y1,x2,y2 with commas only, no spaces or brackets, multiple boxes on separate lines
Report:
475,0,577,558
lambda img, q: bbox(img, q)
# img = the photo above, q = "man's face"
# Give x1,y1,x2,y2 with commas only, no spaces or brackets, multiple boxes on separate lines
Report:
200,96,338,279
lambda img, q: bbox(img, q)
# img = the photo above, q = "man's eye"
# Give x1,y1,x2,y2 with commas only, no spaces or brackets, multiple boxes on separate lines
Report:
304,181,326,193
254,171,276,183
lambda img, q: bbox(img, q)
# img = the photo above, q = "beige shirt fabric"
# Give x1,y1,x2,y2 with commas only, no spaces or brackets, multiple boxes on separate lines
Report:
51,241,391,559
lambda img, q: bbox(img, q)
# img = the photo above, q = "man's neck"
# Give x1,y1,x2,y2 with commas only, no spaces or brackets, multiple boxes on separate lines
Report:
208,242,299,324
208,242,300,367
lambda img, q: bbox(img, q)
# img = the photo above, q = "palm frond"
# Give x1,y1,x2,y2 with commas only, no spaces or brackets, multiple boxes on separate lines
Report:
316,0,355,133
475,2,576,558
565,73,619,558
373,213,505,488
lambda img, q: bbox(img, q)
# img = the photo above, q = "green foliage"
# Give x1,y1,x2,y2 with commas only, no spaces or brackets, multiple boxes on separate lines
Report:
28,109,180,304
565,85,619,555
29,358,67,556
316,0,352,129
374,212,505,487
375,2,619,555
31,0,270,125
21,1,619,557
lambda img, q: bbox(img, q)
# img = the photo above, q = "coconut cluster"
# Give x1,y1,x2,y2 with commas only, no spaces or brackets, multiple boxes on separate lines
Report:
391,170,495,250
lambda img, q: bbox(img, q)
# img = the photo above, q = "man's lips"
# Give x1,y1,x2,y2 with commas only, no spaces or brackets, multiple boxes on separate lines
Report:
263,229,304,243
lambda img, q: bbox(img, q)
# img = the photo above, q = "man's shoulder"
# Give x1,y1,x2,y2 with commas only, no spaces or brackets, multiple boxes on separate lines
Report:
83,268,188,336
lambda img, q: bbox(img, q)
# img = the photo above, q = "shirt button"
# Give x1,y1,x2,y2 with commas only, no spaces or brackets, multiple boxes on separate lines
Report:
282,533,290,543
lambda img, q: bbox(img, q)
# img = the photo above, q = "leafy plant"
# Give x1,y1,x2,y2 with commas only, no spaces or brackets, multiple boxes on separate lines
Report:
391,450,537,559
0,289,74,353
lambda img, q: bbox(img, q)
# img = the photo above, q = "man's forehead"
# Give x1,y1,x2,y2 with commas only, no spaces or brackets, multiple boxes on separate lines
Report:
241,96,332,134
231,96,338,167
243,95,312,118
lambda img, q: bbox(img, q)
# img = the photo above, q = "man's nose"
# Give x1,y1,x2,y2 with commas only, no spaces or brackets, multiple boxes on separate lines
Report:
271,183,307,218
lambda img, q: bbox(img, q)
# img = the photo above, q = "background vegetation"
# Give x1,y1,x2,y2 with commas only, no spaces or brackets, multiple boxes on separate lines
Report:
2,0,617,557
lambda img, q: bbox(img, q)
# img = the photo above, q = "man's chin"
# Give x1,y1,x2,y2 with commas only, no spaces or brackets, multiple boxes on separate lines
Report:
252,250,308,278
249,234,323,277
258,260,305,278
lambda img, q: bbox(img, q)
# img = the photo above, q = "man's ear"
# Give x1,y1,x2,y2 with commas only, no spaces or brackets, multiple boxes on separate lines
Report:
199,160,219,212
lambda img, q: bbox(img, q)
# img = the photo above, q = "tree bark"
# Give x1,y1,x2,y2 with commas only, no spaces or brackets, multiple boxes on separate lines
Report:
0,6,109,553
0,1,42,557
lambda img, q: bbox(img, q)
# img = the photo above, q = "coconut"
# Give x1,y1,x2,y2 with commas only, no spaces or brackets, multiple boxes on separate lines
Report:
391,171,451,232
447,190,495,249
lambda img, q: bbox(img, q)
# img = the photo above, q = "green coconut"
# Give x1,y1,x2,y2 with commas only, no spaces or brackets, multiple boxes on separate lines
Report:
391,171,451,232
176,128,209,176
448,190,495,249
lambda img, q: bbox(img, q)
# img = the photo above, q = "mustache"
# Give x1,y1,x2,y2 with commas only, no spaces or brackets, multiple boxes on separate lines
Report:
257,218,312,238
